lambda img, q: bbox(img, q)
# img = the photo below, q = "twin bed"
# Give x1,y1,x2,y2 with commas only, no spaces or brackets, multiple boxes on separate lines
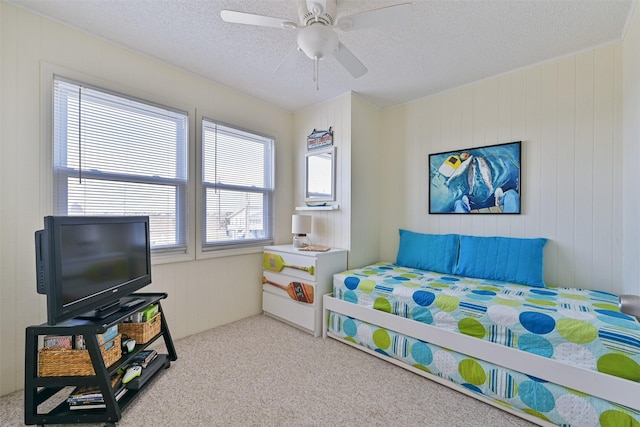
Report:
322,231,640,426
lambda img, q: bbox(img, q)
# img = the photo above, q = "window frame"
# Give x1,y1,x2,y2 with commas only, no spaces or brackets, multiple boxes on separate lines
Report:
200,117,275,252
46,70,194,262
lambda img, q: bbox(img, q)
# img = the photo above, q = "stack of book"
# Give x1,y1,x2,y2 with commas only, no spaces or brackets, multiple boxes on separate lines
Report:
122,304,158,323
130,349,157,368
46,324,119,352
66,373,126,410
42,335,72,349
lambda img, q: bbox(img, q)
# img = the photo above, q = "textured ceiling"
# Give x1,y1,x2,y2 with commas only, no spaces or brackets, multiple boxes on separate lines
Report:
7,0,635,112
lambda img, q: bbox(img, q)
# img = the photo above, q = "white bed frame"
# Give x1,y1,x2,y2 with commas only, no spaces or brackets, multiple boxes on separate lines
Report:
323,294,640,425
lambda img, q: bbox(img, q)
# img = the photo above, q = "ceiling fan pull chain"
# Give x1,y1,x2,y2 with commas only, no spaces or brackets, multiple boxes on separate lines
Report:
314,56,319,91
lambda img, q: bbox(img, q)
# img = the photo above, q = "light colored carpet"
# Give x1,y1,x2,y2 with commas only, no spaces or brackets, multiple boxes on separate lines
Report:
1,314,536,426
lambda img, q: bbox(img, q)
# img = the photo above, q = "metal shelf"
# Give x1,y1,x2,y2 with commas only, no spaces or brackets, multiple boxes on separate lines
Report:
24,293,177,426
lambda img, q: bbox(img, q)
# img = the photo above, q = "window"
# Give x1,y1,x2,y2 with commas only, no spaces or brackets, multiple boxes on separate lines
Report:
202,119,274,250
53,77,189,254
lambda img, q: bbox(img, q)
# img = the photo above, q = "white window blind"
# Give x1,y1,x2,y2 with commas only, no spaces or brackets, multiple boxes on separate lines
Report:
53,77,188,253
202,119,274,249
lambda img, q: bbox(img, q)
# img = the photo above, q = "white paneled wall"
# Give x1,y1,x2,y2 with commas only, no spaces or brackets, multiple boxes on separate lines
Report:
350,95,383,268
292,93,383,269
623,1,640,295
0,3,293,395
380,43,626,292
293,94,352,251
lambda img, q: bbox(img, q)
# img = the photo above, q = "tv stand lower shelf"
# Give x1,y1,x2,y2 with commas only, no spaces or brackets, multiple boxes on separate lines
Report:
124,354,170,390
24,293,177,426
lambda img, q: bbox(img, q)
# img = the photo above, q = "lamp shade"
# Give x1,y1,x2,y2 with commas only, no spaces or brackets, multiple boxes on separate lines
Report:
291,214,312,235
619,294,640,319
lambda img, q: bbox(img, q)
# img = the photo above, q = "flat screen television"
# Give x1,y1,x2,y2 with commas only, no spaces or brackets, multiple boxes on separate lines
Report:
35,215,152,325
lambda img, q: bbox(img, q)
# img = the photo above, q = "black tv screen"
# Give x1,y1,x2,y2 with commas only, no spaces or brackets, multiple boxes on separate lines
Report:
36,216,152,325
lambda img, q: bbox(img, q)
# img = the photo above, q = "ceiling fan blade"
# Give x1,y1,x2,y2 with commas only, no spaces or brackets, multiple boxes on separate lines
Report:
220,10,298,29
336,2,412,32
333,42,367,78
274,46,305,74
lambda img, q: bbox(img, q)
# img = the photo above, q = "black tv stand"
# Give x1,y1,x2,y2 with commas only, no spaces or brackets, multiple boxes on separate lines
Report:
24,293,177,426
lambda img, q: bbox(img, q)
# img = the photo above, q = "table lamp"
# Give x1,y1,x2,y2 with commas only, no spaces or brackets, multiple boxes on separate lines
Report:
292,214,312,248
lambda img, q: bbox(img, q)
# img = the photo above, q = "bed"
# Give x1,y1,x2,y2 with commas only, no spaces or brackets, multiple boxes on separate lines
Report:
323,231,640,426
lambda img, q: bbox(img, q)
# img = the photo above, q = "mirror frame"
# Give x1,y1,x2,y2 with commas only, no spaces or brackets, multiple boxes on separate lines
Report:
304,146,336,203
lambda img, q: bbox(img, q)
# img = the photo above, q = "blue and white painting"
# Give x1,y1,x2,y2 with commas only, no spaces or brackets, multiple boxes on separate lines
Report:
429,141,521,214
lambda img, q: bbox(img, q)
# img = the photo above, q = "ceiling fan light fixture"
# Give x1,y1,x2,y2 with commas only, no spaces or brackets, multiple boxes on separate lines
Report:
221,0,412,84
296,24,339,60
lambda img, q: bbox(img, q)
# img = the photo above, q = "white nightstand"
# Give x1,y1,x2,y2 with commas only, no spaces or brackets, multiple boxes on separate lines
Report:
262,244,347,337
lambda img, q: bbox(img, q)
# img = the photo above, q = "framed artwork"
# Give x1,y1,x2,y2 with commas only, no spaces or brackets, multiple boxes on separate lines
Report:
429,141,521,214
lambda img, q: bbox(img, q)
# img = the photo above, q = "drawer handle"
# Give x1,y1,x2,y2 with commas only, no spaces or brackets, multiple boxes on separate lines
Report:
264,253,315,276
263,276,314,304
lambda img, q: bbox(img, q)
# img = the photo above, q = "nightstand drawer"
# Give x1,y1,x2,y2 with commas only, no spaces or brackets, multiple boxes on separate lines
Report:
263,291,315,331
263,251,316,281
263,271,316,305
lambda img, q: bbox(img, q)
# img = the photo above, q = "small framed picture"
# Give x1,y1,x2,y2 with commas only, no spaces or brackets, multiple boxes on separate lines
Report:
307,127,333,150
429,141,521,214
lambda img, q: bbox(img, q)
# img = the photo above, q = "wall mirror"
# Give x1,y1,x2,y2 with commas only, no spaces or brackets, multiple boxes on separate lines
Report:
305,146,335,202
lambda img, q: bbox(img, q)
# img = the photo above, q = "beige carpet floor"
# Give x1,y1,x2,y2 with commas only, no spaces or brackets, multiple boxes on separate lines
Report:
1,314,536,426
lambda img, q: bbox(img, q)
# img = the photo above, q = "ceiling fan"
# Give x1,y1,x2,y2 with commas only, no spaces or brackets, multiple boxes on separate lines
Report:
220,0,412,89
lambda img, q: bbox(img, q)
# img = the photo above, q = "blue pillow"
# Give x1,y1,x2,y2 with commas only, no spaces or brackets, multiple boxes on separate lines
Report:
454,235,548,287
396,230,460,274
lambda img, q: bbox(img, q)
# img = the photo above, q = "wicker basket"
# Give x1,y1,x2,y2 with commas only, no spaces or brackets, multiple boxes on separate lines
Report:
38,335,122,377
118,313,161,344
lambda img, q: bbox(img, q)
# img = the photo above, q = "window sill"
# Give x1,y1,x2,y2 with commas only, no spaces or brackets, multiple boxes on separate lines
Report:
197,245,265,260
295,204,340,211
